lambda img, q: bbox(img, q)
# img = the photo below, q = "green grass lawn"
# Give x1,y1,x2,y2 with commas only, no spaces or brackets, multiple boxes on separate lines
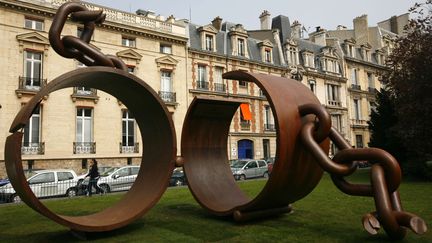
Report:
0,170,430,242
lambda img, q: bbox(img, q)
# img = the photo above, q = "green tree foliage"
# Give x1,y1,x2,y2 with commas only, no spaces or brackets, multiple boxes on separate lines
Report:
368,88,406,163
381,0,432,179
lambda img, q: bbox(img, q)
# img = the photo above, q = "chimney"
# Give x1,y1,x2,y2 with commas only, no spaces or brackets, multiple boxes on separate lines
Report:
166,15,175,23
310,27,327,46
291,20,302,39
390,16,398,34
354,14,369,44
211,16,223,31
336,25,347,30
259,10,271,30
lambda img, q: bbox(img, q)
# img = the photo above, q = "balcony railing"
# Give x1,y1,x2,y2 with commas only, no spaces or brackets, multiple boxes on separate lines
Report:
240,121,251,130
196,81,209,90
119,142,139,153
351,84,362,90
213,83,226,92
73,142,96,154
327,100,341,107
159,91,176,103
350,119,368,127
368,87,377,94
72,87,98,96
18,77,47,91
264,124,276,131
21,142,45,155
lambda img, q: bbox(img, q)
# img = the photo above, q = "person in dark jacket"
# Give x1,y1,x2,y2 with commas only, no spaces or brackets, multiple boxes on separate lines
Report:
85,158,102,196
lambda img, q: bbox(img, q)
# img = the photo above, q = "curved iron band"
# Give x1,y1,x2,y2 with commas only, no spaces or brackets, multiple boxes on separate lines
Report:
181,71,329,219
5,67,176,232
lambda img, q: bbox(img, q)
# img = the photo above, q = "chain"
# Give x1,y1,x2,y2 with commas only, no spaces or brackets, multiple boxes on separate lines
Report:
48,2,127,71
299,104,427,239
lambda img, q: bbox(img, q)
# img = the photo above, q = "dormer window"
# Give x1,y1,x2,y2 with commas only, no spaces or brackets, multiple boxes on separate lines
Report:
205,35,214,51
265,49,271,62
347,44,355,57
287,46,299,65
321,58,340,74
361,44,372,62
303,51,315,68
238,38,245,56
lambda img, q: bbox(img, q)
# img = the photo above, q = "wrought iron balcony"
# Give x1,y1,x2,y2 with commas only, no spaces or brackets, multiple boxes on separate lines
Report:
119,142,139,153
72,87,97,96
327,100,341,107
158,91,176,103
18,77,47,91
21,142,45,155
213,83,226,92
351,84,362,90
73,142,96,154
264,123,276,131
196,81,209,90
240,121,251,130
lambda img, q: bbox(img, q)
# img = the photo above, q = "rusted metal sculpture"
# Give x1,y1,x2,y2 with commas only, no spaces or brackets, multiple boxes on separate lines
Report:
3,2,427,240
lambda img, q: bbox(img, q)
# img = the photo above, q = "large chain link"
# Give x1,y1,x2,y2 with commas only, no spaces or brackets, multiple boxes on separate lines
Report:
48,2,127,71
299,104,427,240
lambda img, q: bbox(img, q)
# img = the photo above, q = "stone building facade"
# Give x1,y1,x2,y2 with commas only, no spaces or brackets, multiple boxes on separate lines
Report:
0,0,403,178
0,0,188,177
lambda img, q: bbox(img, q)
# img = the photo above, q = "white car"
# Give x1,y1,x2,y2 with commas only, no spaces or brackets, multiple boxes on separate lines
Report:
0,169,79,203
231,160,268,180
96,166,140,193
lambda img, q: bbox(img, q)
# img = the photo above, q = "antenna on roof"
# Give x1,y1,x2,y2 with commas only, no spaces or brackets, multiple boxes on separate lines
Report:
189,5,192,22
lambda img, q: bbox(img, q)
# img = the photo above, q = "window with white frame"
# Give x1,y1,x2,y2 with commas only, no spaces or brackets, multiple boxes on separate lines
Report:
213,66,225,92
75,62,92,95
363,49,371,61
24,51,43,89
353,99,361,120
76,108,93,143
23,105,41,147
264,105,275,130
264,49,272,63
304,53,315,68
238,38,245,56
331,114,342,132
326,84,340,106
287,46,298,65
160,44,172,54
25,17,44,31
197,65,207,82
351,68,358,85
205,34,214,51
160,71,172,92
367,72,374,88
122,110,135,147
347,44,355,57
308,80,316,93
122,36,136,47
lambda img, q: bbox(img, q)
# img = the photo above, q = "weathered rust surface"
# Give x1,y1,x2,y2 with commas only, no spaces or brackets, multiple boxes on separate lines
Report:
5,67,176,232
181,71,329,219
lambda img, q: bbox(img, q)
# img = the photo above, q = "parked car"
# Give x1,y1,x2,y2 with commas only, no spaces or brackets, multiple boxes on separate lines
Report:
0,169,79,203
0,178,9,187
169,168,187,186
231,160,268,180
96,166,140,193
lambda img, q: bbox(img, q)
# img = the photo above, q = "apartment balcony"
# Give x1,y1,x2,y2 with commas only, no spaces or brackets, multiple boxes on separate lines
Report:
240,121,251,131
350,84,362,90
71,87,99,103
159,91,176,103
327,100,341,107
119,142,139,153
264,123,276,131
196,81,209,90
350,119,368,127
16,77,47,97
21,142,45,155
213,83,226,93
73,142,96,154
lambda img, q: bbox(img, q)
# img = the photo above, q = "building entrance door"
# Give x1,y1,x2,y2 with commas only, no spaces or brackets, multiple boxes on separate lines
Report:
238,139,253,159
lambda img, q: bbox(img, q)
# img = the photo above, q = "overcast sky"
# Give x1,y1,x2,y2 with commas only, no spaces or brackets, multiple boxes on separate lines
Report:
85,0,417,33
